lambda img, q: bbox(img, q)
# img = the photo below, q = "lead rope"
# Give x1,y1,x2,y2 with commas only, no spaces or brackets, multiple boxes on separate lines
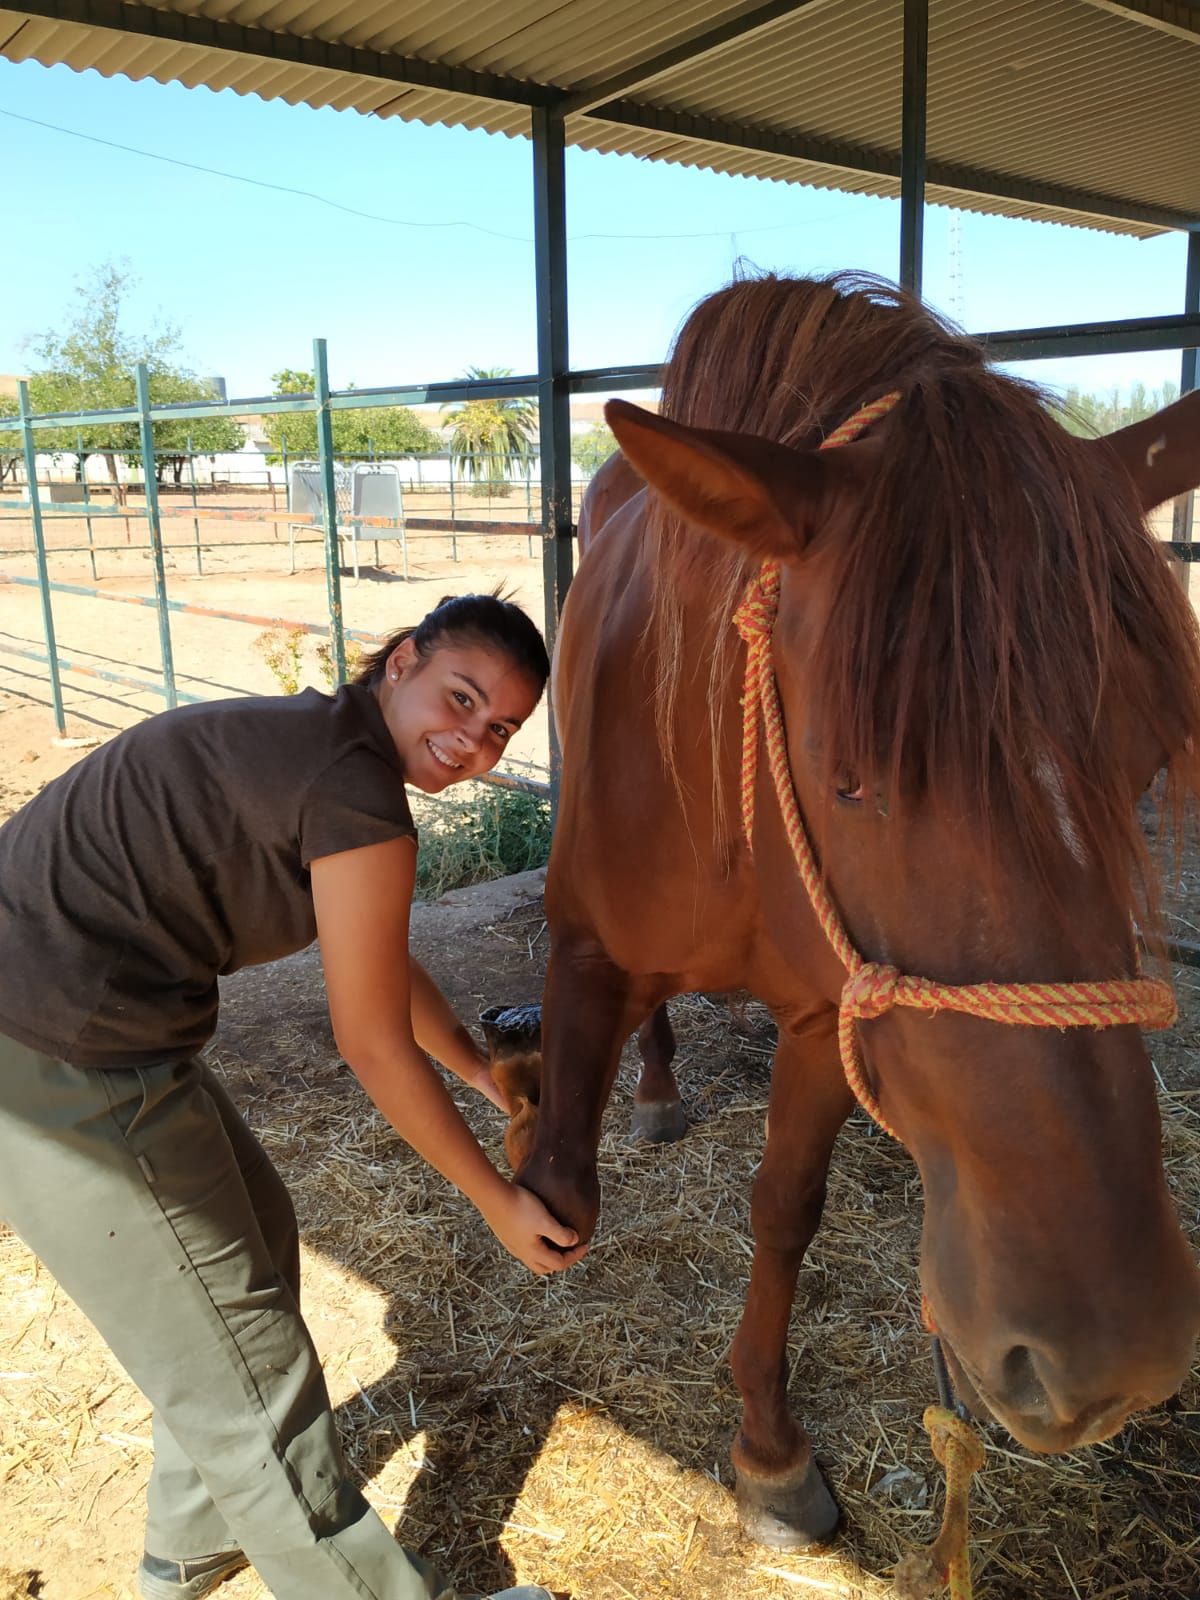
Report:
731,390,1177,1599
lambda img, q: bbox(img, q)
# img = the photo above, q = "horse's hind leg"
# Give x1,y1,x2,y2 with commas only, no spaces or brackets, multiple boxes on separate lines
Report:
730,1007,850,1550
630,1003,688,1144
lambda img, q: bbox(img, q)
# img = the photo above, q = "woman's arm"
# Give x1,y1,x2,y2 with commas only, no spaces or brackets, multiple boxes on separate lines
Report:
311,836,584,1275
408,957,507,1109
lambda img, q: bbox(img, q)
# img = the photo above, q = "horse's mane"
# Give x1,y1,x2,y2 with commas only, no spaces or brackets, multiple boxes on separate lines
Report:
647,270,1200,941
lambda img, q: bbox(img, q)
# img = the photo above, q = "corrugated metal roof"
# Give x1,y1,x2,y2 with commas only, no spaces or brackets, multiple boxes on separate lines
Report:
1,0,1197,237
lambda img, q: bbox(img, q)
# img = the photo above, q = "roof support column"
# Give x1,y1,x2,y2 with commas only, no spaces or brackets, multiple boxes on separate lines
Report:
1172,232,1200,563
899,0,928,295
532,102,572,805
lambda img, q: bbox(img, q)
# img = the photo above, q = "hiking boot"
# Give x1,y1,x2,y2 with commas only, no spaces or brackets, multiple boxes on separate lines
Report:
137,1548,248,1599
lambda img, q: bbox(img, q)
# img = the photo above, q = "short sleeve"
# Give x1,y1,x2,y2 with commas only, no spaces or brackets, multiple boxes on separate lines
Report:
299,746,417,866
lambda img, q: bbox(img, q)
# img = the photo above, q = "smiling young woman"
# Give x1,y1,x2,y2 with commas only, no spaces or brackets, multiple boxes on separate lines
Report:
0,592,575,1600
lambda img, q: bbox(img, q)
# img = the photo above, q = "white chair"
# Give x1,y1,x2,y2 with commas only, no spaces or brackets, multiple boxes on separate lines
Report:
350,464,407,580
287,463,353,574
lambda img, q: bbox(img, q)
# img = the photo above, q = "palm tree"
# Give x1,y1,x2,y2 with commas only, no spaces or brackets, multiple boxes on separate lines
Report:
441,367,537,497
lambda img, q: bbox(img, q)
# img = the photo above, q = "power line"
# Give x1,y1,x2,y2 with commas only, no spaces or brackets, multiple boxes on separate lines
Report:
0,105,842,246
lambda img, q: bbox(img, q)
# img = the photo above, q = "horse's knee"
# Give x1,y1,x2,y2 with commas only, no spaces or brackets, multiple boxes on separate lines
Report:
748,1166,828,1259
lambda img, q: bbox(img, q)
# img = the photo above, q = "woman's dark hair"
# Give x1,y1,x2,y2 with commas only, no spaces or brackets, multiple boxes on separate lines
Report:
354,591,550,695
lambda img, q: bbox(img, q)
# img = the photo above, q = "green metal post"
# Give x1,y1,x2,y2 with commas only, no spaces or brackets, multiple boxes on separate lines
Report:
19,381,66,736
525,460,534,556
899,0,928,295
449,455,457,562
135,363,179,709
1172,231,1200,571
314,338,347,682
532,102,573,811
187,433,203,574
77,432,97,582
281,439,290,552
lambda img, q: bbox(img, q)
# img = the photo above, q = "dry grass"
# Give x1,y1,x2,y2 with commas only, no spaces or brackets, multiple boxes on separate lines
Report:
1,898,1197,1599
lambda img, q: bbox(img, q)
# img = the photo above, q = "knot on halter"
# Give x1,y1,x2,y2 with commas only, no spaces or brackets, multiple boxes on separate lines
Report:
842,961,904,1020
733,563,780,645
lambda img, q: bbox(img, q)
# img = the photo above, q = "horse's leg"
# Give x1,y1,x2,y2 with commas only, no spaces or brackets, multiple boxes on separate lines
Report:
730,1009,851,1550
630,1002,688,1144
517,937,659,1243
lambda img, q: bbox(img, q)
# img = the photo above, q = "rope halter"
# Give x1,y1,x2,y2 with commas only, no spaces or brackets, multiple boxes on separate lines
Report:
731,388,1176,1140
731,388,1178,1600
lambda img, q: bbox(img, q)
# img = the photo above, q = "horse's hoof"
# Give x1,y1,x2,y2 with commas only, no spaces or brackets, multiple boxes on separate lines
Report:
735,1456,840,1551
630,1099,688,1143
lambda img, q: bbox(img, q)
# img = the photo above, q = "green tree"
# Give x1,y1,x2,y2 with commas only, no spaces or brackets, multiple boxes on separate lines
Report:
571,421,619,477
442,367,537,497
260,369,437,462
21,261,245,493
1055,380,1180,438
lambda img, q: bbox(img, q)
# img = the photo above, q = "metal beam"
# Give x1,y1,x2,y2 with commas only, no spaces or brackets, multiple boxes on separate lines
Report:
560,0,838,117
899,0,928,293
532,105,573,807
1077,0,1200,46
134,362,178,709
6,0,553,107
980,312,1200,362
17,379,65,735
586,101,1200,235
312,338,346,684
1172,232,1200,557
569,363,663,394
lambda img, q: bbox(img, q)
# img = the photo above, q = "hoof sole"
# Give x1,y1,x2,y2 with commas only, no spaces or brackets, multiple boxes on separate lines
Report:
630,1099,688,1143
735,1457,839,1551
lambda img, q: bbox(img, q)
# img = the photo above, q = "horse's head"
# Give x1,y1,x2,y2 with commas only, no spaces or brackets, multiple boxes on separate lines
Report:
607,375,1200,1455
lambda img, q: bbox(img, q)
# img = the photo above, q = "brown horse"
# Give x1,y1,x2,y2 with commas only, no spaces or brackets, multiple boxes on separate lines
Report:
511,272,1200,1549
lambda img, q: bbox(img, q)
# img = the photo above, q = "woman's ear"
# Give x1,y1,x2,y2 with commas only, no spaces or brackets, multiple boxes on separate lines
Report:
387,637,419,681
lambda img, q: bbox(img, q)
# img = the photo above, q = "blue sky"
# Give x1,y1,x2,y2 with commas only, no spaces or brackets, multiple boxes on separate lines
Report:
0,56,1190,404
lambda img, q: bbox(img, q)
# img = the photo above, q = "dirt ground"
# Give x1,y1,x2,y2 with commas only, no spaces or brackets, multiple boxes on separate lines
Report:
1,509,1199,1600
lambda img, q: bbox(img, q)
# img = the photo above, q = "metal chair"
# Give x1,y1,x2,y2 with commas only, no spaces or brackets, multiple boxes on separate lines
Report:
350,464,407,580
287,463,353,575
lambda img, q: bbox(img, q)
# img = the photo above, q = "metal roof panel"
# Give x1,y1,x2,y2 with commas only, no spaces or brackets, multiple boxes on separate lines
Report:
1,0,1196,237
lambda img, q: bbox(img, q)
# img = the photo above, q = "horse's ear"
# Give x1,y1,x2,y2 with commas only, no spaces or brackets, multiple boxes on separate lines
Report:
604,399,872,559
1089,389,1200,513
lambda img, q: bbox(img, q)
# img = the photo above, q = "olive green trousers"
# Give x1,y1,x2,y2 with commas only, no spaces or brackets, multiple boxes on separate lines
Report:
0,1037,539,1600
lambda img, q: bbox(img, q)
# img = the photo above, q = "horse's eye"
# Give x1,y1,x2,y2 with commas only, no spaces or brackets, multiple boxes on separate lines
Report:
835,773,865,803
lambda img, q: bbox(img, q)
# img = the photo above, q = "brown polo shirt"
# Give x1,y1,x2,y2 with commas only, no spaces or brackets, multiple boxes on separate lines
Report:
0,682,416,1068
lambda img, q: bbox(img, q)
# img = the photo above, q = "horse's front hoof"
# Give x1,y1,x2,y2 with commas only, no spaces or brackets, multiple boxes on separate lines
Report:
630,1098,688,1143
735,1455,840,1551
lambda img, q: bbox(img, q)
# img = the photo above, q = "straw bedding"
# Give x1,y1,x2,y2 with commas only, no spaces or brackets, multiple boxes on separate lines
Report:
0,881,1196,1599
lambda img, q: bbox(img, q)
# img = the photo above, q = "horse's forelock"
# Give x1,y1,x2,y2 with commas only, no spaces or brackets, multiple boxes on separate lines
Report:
645,271,1200,936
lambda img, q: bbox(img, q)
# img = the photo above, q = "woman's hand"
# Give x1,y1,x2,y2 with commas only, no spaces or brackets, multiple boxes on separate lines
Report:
480,1181,588,1275
469,1062,510,1113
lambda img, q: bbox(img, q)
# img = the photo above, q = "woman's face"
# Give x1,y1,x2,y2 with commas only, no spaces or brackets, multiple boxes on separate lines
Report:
378,636,542,793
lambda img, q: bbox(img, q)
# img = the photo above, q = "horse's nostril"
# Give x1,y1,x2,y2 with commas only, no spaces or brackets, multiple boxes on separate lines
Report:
998,1345,1049,1416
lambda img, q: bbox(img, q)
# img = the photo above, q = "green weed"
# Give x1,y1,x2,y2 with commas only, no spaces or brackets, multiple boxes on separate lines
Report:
410,783,551,901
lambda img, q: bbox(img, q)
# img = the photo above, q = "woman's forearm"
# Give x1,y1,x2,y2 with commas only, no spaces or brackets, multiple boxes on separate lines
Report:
408,958,486,1081
346,1034,507,1213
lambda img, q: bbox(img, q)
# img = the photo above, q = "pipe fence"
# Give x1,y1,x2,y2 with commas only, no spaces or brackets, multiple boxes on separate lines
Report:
0,338,583,796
